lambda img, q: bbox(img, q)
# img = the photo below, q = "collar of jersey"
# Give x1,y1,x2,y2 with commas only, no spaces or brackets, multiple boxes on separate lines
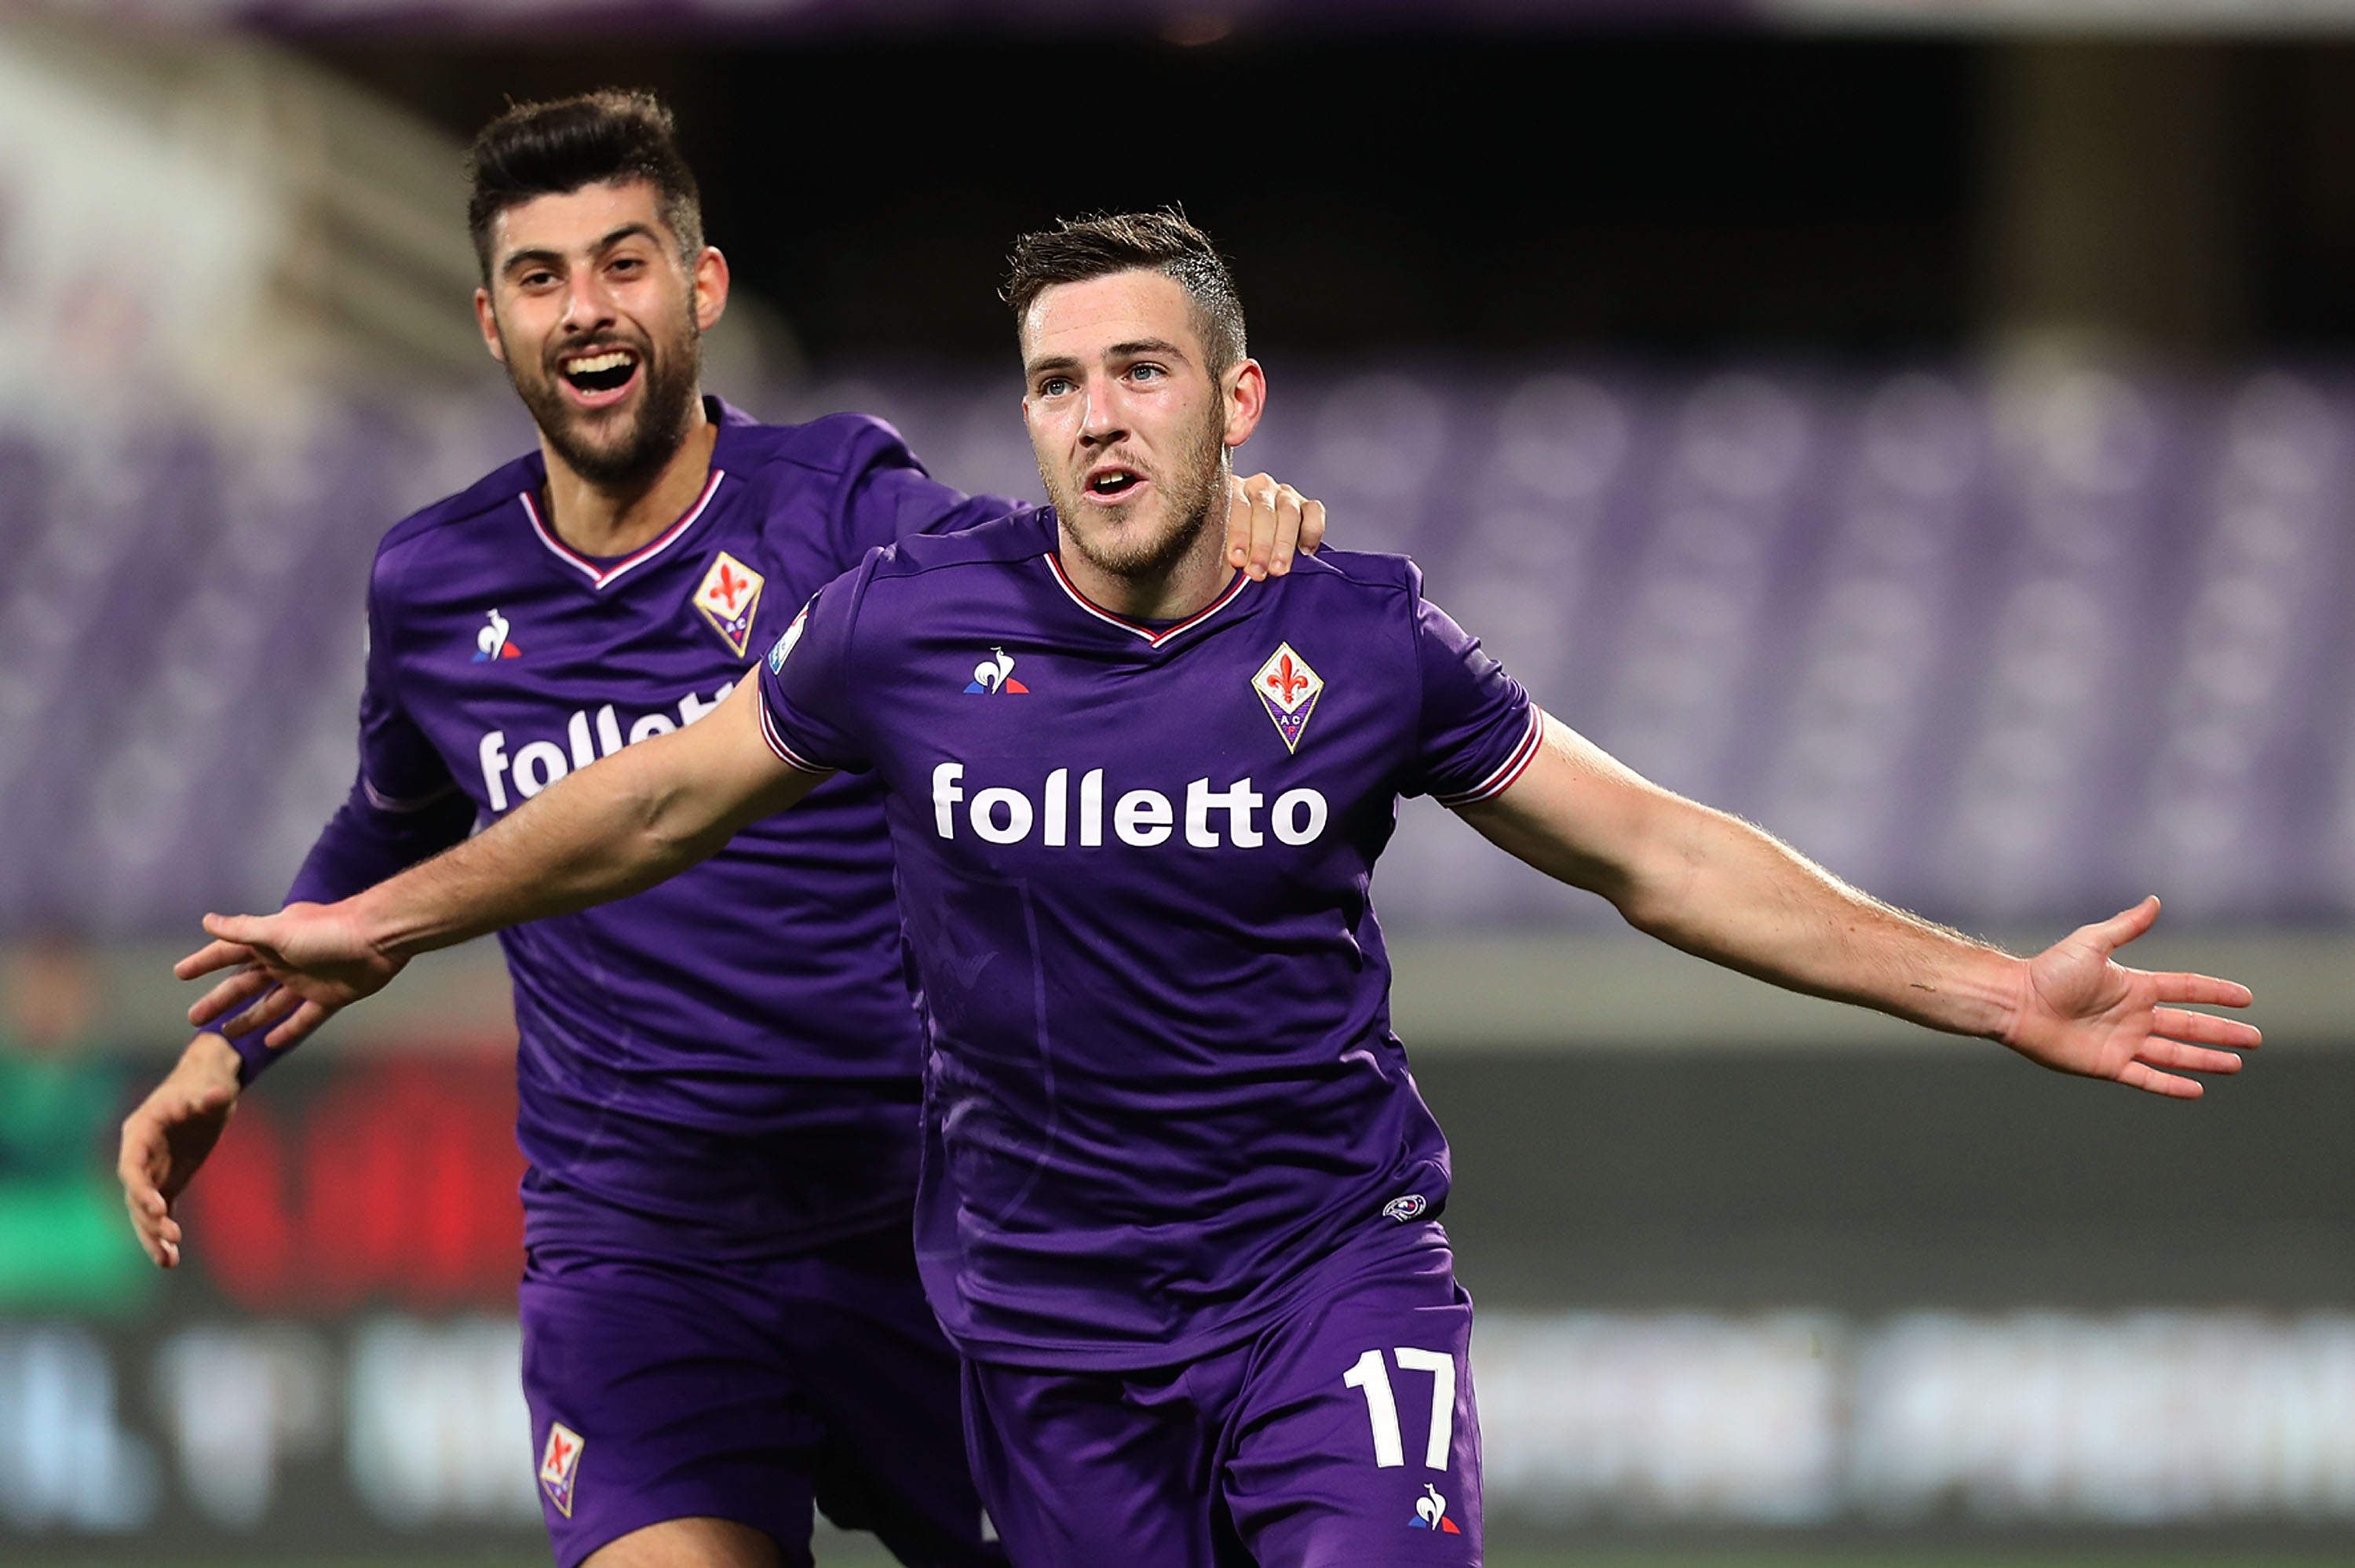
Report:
520,466,726,591
1046,551,1254,647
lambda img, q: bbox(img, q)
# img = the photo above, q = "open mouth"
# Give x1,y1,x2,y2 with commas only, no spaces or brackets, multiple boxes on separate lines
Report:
560,348,640,397
1086,465,1145,500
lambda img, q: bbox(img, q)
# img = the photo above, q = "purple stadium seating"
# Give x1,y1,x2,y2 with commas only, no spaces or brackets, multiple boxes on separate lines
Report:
8,363,2350,936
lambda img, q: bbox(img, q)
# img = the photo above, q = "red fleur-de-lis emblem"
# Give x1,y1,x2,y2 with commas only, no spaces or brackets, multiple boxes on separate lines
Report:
1265,654,1309,705
713,563,747,611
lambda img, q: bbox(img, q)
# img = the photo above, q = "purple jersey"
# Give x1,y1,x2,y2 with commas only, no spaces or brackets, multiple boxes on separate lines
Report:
267,399,1024,1254
756,510,1539,1369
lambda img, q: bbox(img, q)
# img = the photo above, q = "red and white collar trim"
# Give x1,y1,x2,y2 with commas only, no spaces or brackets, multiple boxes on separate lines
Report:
1046,554,1253,647
521,469,725,590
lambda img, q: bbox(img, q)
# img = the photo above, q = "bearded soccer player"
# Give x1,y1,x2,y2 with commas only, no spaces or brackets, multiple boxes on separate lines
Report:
117,107,1324,1568
179,212,2259,1568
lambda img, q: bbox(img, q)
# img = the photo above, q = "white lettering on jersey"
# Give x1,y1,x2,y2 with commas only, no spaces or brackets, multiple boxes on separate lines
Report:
1043,768,1069,846
475,682,736,812
1272,788,1327,845
1114,789,1173,846
1186,778,1265,848
933,763,965,838
971,787,1033,844
479,731,511,812
929,765,1326,851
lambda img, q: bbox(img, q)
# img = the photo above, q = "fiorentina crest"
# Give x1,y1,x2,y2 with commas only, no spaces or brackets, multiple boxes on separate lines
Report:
692,551,765,658
539,1421,584,1518
1253,643,1323,753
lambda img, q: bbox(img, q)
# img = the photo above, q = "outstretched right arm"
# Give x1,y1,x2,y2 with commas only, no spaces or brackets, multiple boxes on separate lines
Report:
177,676,824,1048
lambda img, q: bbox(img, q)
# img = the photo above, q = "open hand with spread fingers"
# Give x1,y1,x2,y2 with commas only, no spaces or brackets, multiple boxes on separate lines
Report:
2003,896,2259,1098
174,903,407,1053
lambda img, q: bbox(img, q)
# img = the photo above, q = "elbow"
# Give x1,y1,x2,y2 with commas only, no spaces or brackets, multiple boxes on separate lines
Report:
1602,800,1717,938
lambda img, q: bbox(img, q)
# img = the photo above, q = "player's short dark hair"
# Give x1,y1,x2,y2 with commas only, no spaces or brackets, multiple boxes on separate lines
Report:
464,89,704,282
1002,210,1247,378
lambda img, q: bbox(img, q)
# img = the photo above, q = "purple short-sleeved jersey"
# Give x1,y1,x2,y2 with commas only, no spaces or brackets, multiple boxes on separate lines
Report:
282,399,1024,1255
757,509,1539,1369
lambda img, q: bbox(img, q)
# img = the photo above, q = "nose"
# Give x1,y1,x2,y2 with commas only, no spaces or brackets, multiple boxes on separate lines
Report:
560,268,615,334
1078,374,1126,445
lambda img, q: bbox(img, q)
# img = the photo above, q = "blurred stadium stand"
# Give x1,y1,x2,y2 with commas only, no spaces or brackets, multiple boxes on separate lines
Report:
8,5,2355,1559
8,356,2355,938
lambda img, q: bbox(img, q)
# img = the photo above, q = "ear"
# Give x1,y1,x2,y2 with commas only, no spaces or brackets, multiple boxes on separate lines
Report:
474,288,506,365
1221,359,1267,451
692,246,731,333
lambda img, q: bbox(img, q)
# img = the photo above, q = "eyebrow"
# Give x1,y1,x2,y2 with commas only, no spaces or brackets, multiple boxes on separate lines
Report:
1023,338,1192,381
498,221,664,279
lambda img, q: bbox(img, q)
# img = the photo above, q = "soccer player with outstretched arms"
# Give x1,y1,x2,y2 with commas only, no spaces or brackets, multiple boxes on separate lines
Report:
118,104,1321,1568
177,212,2258,1568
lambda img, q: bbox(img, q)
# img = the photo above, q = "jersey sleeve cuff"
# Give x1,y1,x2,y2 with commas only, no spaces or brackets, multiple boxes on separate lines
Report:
758,692,837,775
202,1004,287,1088
361,775,462,814
1436,708,1544,808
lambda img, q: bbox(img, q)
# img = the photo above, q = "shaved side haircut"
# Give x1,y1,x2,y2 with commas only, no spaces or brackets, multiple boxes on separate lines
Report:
1002,210,1247,379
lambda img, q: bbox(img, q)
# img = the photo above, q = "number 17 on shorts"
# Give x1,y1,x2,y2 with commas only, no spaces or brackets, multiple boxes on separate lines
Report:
1344,1347,1466,1535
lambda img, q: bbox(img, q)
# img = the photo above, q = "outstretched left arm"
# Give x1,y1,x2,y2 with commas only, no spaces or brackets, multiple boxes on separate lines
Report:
1455,711,2259,1098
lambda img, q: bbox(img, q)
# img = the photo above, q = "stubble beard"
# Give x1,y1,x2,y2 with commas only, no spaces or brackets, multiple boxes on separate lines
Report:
506,310,703,488
1048,400,1230,585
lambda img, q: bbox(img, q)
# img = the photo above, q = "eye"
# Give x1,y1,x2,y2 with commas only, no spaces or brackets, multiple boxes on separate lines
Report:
1127,363,1164,384
1037,376,1074,399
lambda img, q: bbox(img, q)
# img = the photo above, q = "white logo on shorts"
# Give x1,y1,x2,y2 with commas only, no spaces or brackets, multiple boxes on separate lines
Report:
539,1421,584,1518
1382,1194,1427,1222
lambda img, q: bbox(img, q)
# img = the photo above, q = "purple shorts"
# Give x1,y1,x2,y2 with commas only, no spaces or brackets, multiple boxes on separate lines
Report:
961,1221,1480,1568
520,1222,1001,1568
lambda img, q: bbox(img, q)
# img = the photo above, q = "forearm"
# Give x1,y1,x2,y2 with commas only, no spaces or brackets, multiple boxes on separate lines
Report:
181,1029,244,1087
1462,713,2028,1043
1611,800,2025,1041
351,727,762,959
287,779,475,906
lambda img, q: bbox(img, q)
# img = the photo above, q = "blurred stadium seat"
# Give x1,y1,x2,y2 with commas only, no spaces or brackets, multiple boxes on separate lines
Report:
9,358,2350,939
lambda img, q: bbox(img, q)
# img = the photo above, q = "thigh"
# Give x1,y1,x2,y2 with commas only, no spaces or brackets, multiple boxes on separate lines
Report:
780,1230,1004,1567
521,1249,823,1568
961,1358,1215,1568
1219,1229,1481,1568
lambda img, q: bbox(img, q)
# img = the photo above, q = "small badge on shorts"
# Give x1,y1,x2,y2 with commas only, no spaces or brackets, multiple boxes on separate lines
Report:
1382,1194,1428,1223
1410,1481,1462,1533
539,1421,584,1518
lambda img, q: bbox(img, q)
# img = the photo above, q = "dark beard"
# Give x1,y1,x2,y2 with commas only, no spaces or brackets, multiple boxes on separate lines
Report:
509,323,703,488
1052,402,1229,582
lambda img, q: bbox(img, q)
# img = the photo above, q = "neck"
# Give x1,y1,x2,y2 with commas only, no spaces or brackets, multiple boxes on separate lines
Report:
538,398,717,558
1054,505,1236,622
